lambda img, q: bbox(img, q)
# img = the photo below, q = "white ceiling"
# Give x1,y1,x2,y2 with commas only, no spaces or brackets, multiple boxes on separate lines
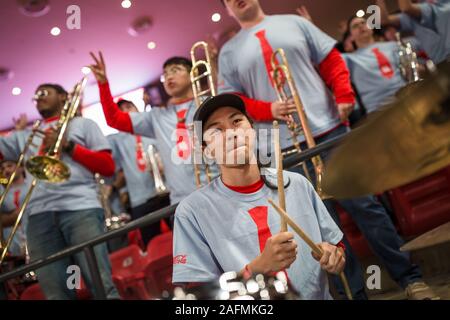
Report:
0,0,377,131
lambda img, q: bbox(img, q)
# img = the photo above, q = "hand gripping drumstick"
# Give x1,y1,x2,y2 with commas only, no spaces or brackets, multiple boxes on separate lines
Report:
268,199,353,300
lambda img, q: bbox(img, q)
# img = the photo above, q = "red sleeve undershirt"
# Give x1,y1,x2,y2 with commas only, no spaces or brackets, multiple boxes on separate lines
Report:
71,144,115,177
318,48,355,105
235,94,274,122
99,82,134,133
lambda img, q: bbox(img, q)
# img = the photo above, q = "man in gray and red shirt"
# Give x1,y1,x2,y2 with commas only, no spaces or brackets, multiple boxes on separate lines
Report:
0,83,119,300
107,99,170,245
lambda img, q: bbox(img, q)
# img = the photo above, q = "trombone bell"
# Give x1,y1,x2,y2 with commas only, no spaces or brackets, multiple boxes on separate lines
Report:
25,155,71,183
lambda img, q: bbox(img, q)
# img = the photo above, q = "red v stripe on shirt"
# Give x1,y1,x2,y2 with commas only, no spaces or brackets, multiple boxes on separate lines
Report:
248,206,272,253
371,47,394,79
13,190,21,209
135,135,147,172
176,109,190,160
255,30,278,87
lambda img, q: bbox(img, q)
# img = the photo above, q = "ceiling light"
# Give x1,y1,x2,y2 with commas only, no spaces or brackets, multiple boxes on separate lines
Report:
121,0,132,9
50,26,61,36
147,41,156,50
12,87,21,96
81,66,91,75
356,10,365,18
212,13,221,22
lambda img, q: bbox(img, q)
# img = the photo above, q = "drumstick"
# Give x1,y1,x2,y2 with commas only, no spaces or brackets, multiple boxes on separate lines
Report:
273,121,287,232
268,199,353,300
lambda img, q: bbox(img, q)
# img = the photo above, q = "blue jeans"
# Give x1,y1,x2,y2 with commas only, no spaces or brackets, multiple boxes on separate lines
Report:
290,125,423,297
27,208,119,300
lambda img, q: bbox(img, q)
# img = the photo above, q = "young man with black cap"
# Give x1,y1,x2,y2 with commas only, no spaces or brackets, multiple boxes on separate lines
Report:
172,93,346,300
0,84,119,300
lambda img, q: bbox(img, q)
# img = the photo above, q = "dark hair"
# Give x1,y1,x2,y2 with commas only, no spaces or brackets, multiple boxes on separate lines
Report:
37,83,68,95
163,56,192,71
117,99,133,108
346,15,360,33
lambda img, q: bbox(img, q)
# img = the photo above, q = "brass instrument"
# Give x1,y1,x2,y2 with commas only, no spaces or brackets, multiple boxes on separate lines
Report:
146,145,169,195
396,32,421,84
25,76,88,183
0,175,8,185
0,121,42,255
270,48,329,199
190,41,214,188
1,76,87,264
94,174,130,231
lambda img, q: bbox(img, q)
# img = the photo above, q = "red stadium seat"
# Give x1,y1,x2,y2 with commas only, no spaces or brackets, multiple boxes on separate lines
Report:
127,229,145,250
388,166,450,237
144,231,175,297
19,283,46,300
110,244,151,300
19,279,91,300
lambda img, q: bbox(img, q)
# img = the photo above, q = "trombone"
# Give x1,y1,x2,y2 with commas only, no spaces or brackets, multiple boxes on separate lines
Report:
0,76,87,264
146,144,169,195
0,120,42,261
26,76,88,183
270,48,329,199
94,174,130,231
190,41,215,188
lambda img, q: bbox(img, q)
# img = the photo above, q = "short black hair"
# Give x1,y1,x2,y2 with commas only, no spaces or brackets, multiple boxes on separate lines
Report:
117,99,134,108
37,83,68,95
163,56,192,71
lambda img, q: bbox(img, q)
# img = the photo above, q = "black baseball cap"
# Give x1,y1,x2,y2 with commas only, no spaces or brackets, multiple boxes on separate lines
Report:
193,93,247,126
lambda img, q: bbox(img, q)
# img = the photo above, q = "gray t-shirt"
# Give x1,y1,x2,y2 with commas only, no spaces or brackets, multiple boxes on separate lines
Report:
107,132,158,208
218,14,340,150
172,169,343,300
0,117,109,216
399,0,450,63
129,100,218,204
344,41,407,113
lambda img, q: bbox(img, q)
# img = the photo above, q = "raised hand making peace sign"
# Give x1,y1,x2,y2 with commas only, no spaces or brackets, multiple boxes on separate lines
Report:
89,51,108,84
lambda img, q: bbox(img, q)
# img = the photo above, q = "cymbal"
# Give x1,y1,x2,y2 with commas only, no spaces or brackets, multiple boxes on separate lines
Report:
323,61,450,198
401,222,450,251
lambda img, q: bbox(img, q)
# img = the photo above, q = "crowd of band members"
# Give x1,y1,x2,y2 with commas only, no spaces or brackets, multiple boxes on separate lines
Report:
0,0,448,300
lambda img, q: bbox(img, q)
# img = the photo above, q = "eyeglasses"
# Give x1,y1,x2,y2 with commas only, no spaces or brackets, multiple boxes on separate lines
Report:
160,66,186,83
32,89,49,102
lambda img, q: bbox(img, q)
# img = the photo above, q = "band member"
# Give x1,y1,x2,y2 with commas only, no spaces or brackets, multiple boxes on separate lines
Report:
217,0,438,300
89,52,271,204
172,94,346,300
0,84,119,300
0,160,30,257
377,0,450,64
343,16,418,114
107,99,170,245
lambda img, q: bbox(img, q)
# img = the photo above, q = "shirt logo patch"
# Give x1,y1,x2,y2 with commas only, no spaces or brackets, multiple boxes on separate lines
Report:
173,254,187,265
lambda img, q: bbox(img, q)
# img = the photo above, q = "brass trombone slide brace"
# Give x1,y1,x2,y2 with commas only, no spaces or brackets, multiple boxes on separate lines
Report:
190,41,215,188
270,48,329,199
